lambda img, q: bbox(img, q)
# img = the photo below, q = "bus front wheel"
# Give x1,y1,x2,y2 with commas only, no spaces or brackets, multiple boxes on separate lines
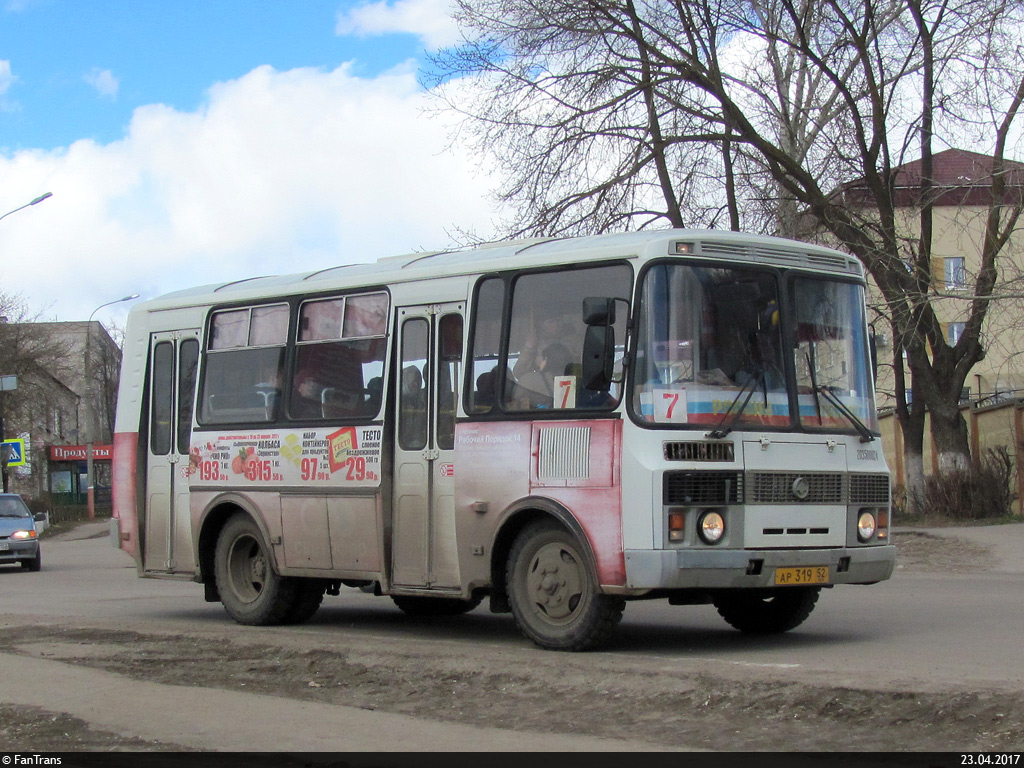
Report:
215,513,297,625
712,587,820,634
506,520,624,651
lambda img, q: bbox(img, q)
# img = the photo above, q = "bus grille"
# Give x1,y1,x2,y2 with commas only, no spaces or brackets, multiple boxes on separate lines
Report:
664,471,743,505
664,441,735,462
699,241,856,272
750,472,843,503
850,473,890,504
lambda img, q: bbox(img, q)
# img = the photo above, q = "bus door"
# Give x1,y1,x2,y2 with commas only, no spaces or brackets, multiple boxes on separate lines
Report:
391,304,464,589
143,330,200,574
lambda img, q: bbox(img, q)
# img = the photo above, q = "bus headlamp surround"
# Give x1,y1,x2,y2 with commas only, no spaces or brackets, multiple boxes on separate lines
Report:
698,510,725,544
857,510,877,542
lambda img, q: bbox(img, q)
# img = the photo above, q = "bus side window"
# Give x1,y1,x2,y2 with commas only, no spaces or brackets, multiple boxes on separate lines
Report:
151,341,174,455
291,293,389,421
399,319,429,450
503,264,631,411
199,304,288,425
467,278,504,415
437,313,463,450
177,338,200,454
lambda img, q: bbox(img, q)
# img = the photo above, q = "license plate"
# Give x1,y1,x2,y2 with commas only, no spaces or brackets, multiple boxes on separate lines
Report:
0,542,8,551
774,566,829,585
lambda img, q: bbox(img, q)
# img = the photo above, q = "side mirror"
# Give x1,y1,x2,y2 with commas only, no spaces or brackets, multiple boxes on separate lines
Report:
581,297,617,391
582,325,614,391
582,297,616,326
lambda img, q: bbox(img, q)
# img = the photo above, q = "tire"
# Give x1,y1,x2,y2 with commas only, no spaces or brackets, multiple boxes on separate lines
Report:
21,549,41,572
506,520,624,651
713,587,821,634
391,594,483,616
283,581,327,625
215,514,297,625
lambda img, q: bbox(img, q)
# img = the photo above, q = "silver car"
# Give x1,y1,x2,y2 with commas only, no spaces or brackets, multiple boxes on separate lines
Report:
0,493,42,571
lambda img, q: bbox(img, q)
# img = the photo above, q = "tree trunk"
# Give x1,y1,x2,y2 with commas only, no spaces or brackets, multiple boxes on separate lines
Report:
896,391,928,517
929,404,971,472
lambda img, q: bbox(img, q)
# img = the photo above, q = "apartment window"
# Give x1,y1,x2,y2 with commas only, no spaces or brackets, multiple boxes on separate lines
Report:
944,257,966,290
948,322,966,346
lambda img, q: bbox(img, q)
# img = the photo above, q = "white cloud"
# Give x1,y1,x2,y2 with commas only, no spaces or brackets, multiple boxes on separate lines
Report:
84,68,119,99
0,60,16,96
0,63,499,324
336,0,461,50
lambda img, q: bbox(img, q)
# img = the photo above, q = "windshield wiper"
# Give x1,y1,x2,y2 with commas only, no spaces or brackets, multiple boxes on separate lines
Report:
708,369,764,440
802,349,873,443
814,385,875,443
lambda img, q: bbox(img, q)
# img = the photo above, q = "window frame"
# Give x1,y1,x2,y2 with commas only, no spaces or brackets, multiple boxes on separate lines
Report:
944,257,967,291
463,261,634,419
289,291,390,422
198,301,290,426
197,289,391,428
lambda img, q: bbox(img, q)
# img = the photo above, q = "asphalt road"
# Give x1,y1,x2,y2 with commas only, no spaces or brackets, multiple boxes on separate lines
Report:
2,522,1023,751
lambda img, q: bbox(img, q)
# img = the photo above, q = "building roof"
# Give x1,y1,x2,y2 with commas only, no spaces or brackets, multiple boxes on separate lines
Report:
842,148,1024,207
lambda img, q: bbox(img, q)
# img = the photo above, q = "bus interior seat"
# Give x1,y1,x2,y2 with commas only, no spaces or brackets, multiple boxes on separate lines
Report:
321,387,361,418
207,391,273,421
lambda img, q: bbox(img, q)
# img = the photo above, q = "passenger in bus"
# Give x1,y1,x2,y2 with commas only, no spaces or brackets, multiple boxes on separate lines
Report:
365,376,383,415
402,366,425,403
512,310,578,382
291,369,325,419
475,369,496,408
513,343,573,408
399,365,427,446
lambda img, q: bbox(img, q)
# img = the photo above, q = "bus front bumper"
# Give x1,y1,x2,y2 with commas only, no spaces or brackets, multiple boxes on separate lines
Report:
623,544,896,590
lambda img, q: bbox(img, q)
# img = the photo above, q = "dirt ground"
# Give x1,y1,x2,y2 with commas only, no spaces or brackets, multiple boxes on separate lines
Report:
2,527,1021,753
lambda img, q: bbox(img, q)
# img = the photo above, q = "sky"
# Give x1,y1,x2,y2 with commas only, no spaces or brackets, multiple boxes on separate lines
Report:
0,0,499,328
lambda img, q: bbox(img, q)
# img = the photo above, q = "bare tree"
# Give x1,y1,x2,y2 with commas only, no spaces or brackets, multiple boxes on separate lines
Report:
0,294,76,409
0,293,75,491
431,0,1024,502
95,322,125,438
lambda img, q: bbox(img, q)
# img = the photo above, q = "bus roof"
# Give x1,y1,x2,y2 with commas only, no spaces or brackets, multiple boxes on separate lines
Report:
136,228,862,312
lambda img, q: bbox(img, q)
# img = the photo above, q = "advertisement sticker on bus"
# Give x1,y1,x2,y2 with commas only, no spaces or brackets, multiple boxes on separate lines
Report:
187,426,383,488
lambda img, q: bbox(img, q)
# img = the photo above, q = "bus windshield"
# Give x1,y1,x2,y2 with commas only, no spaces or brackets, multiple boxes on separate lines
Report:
791,276,878,433
632,263,876,435
633,263,786,429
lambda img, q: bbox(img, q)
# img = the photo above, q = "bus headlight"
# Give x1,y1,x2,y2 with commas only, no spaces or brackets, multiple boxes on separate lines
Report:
698,510,725,544
857,511,877,542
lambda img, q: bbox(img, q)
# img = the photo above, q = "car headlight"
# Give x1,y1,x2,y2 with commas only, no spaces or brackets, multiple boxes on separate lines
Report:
857,511,876,542
698,510,725,544
11,529,37,540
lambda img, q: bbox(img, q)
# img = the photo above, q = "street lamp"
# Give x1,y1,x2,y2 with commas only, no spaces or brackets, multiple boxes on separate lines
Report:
85,293,140,519
89,293,140,323
0,192,53,224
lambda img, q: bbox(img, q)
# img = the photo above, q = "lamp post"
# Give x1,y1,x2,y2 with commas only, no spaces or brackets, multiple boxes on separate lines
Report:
85,293,139,519
0,192,52,224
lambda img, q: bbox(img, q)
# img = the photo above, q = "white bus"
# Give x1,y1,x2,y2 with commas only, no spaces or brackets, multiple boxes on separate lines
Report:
111,229,895,651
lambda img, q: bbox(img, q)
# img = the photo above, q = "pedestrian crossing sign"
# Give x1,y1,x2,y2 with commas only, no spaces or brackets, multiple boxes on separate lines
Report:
1,439,26,467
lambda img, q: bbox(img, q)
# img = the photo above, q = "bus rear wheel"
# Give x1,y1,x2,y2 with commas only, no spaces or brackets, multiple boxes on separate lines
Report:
215,513,297,625
507,520,624,651
712,587,820,634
